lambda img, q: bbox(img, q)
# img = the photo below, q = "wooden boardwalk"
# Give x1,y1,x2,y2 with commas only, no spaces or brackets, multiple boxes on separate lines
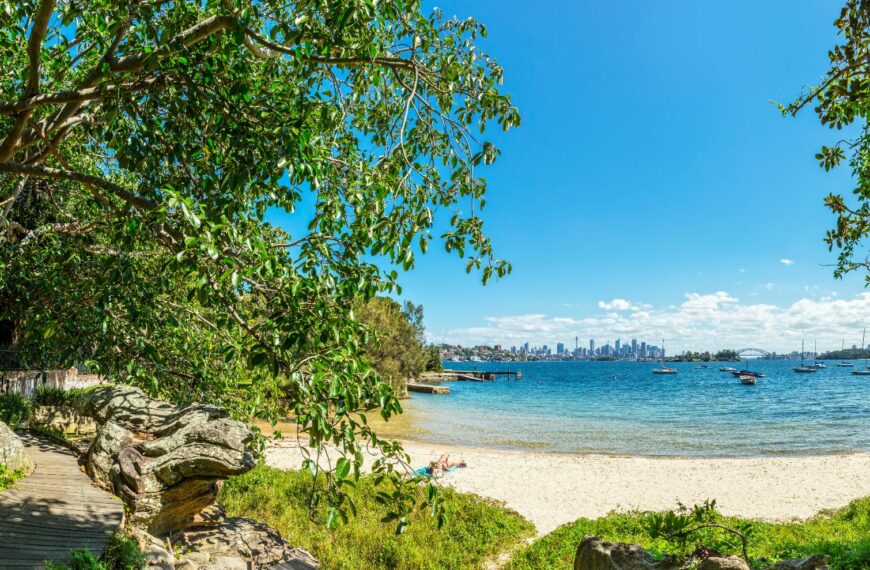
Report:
0,432,124,568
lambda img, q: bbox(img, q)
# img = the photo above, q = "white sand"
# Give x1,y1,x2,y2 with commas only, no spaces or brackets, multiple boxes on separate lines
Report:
266,439,870,536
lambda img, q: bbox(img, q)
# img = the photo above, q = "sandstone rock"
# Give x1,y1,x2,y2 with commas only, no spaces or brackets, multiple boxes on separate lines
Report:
574,536,675,569
173,517,319,569
697,556,751,570
83,386,255,534
0,420,34,475
31,405,98,436
770,555,830,570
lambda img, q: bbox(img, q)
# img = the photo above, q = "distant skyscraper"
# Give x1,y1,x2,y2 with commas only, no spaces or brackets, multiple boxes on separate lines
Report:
557,342,565,354
615,339,621,354
523,342,530,353
589,339,595,354
631,338,638,355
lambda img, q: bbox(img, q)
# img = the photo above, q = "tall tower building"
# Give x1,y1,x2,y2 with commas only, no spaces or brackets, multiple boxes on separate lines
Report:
589,339,595,354
631,338,638,356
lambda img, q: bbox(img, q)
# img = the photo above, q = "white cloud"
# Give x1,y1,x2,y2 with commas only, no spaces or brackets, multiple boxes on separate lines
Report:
597,298,650,311
780,258,795,266
435,292,870,353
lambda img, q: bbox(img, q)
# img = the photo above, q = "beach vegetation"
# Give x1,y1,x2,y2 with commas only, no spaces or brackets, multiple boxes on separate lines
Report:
220,464,535,570
818,348,870,361
507,497,870,570
358,297,430,396
1,0,517,525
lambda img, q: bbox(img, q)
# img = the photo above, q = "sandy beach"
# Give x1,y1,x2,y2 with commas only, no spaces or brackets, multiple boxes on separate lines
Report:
266,438,870,536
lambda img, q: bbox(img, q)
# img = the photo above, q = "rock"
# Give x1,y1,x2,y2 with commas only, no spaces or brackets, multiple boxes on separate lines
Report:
697,557,751,570
172,517,319,569
31,405,98,436
770,555,830,570
0,420,34,475
574,536,676,569
83,386,256,534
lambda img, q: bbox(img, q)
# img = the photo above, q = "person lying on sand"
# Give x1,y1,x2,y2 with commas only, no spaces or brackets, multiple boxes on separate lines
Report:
428,454,466,477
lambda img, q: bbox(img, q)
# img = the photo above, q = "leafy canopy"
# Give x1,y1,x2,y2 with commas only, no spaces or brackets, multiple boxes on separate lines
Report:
784,0,870,279
0,0,518,524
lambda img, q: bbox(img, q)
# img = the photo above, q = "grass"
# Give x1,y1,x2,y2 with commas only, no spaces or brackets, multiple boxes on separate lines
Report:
219,464,535,570
506,497,870,570
0,464,25,491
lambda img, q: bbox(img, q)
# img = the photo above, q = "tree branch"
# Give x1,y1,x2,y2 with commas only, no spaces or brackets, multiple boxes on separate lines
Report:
0,78,167,115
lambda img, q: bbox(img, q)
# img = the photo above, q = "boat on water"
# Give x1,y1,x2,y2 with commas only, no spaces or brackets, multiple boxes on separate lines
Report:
794,340,818,373
652,339,678,375
812,362,826,369
738,374,756,385
837,362,855,367
732,370,765,378
852,368,870,376
720,366,737,372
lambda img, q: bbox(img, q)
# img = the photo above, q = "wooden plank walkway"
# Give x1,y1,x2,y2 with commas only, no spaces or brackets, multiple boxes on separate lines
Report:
0,432,124,568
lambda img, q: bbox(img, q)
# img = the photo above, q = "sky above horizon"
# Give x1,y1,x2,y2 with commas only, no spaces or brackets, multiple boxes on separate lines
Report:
272,2,870,353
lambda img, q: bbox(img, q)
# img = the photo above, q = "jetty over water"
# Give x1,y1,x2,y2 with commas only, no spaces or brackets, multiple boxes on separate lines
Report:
419,369,522,382
407,382,451,394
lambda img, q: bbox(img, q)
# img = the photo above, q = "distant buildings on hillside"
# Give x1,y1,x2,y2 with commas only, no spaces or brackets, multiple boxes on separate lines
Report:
439,338,664,362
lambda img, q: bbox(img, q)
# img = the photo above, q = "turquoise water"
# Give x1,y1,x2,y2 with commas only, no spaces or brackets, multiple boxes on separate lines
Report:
402,361,870,456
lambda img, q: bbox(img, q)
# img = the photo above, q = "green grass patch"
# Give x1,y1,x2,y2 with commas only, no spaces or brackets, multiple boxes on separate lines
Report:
34,385,89,410
219,464,535,570
506,497,870,570
0,464,25,491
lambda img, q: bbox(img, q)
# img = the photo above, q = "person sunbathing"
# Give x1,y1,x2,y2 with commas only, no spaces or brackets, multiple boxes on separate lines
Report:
428,454,466,476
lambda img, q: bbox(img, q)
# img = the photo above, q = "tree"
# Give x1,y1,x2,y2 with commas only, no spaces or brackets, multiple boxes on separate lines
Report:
784,1,870,280
0,0,518,526
358,297,428,397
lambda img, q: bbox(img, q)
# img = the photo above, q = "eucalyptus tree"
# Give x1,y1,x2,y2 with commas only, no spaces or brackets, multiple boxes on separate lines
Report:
0,0,518,526
785,0,870,280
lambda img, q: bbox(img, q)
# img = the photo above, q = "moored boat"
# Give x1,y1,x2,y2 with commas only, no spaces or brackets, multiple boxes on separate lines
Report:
731,370,765,378
852,368,870,376
738,374,756,385
720,366,737,372
837,362,855,367
794,340,817,373
653,366,678,375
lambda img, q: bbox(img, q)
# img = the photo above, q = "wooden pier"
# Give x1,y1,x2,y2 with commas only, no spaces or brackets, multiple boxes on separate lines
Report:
407,382,451,394
445,369,522,381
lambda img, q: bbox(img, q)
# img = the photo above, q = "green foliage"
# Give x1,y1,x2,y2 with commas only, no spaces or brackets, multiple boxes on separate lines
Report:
42,532,144,569
784,2,870,282
34,385,87,409
646,500,752,561
44,549,105,570
819,348,870,360
220,464,535,570
31,424,69,443
507,497,870,570
0,392,32,428
358,297,429,394
715,349,740,361
0,0,518,522
0,464,25,491
101,532,146,570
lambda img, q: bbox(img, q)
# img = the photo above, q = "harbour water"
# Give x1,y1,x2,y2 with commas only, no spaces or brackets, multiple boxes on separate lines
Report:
393,360,870,456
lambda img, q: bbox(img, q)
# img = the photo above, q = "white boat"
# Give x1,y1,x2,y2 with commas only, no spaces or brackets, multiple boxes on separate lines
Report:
836,362,854,367
794,340,817,373
852,368,870,376
653,339,678,375
739,374,756,385
720,366,737,372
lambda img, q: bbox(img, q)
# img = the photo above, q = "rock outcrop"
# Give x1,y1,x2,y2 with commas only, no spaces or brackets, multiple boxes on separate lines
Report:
770,555,830,570
574,536,676,569
31,405,98,436
82,386,256,535
697,557,751,570
0,420,34,474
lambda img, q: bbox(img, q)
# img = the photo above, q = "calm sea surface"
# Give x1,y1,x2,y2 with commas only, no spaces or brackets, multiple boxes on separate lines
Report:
396,361,870,456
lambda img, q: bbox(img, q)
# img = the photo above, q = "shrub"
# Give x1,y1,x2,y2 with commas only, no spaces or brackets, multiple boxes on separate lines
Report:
42,532,145,570
34,385,87,409
0,392,32,428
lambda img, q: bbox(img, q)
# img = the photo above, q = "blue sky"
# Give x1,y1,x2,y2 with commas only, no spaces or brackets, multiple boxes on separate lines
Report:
273,2,870,352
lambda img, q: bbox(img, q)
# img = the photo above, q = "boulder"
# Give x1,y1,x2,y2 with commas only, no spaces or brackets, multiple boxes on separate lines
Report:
0,420,33,475
83,386,256,535
574,536,676,569
172,518,319,569
31,405,98,436
697,557,751,570
770,555,830,570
